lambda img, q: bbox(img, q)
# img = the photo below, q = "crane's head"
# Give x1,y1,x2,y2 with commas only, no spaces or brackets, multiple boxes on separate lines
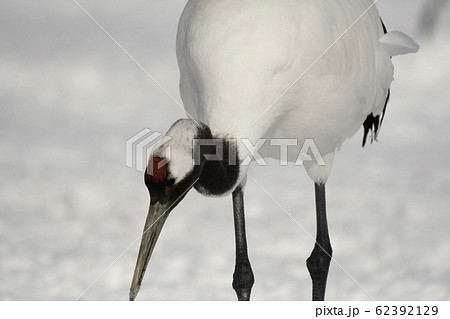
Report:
129,119,240,300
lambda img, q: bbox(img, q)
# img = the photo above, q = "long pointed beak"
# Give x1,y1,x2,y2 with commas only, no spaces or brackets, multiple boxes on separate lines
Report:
129,201,170,301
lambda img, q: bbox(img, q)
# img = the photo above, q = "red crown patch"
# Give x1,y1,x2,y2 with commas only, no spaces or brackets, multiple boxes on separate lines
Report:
147,157,167,183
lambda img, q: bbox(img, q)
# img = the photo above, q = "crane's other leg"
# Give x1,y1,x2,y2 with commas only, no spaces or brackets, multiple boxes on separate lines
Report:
307,182,333,301
231,185,254,301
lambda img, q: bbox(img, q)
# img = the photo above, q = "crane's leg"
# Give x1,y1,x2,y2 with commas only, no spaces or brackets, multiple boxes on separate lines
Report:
307,182,333,301
231,185,254,301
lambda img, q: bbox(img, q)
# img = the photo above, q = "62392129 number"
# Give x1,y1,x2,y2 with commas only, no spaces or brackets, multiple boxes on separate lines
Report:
376,306,439,316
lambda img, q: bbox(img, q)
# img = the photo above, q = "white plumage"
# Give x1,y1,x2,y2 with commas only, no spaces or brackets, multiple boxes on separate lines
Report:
176,0,418,183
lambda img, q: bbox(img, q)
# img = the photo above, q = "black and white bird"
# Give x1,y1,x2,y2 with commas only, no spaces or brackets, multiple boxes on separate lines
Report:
130,0,418,301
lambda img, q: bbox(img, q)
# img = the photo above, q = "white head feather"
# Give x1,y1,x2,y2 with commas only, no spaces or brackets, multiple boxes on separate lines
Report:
151,119,200,182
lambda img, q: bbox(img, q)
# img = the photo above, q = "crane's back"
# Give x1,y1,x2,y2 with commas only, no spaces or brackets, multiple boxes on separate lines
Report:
176,0,417,182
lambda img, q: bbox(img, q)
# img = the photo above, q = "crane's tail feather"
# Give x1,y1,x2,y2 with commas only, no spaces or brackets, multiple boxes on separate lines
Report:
363,31,419,147
380,31,420,56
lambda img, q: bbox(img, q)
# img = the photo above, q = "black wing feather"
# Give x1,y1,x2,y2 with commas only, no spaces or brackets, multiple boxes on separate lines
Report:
362,18,390,147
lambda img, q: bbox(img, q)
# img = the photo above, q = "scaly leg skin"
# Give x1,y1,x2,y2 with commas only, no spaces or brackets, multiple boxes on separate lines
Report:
231,185,254,301
307,183,333,301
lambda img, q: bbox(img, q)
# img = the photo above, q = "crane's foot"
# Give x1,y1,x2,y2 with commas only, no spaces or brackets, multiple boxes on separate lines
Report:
307,243,332,301
232,259,254,301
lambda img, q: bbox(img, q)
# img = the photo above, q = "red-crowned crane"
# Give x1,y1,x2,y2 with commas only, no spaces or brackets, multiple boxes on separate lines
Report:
130,0,418,301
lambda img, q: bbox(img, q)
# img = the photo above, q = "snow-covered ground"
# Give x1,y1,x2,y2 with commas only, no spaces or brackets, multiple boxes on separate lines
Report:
1,0,449,300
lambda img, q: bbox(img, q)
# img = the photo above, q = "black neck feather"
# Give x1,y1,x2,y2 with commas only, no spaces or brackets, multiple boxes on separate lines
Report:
194,126,240,196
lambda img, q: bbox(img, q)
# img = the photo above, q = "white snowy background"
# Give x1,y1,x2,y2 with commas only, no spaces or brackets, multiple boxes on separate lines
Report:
1,0,449,300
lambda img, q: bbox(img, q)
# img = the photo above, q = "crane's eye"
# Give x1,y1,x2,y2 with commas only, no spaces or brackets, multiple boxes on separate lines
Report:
166,178,175,187
164,179,176,197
